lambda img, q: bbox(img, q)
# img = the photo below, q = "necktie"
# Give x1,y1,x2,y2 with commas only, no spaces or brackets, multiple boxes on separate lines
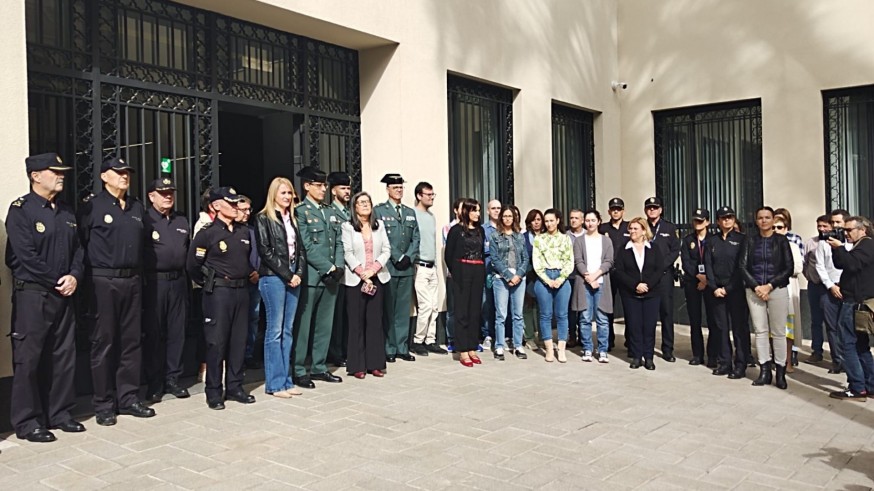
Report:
395,204,402,219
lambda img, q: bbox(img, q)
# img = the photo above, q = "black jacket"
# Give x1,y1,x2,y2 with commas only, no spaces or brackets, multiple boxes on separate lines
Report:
705,230,746,294
648,218,680,274
833,237,874,303
739,232,794,290
254,211,305,284
680,231,714,281
613,244,664,299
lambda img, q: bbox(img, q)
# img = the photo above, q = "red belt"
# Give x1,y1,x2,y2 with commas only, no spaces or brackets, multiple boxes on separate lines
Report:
459,259,484,265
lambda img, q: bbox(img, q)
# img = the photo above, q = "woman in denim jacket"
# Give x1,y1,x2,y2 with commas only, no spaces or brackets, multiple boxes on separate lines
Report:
490,205,531,360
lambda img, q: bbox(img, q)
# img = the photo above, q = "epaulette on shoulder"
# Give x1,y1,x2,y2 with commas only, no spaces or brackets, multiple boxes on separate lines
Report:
10,195,27,207
201,221,214,230
81,193,95,203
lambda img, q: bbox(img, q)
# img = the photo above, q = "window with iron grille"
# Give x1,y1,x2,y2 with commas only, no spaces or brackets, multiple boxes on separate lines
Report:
824,85,874,218
552,104,595,215
654,99,763,232
447,75,514,206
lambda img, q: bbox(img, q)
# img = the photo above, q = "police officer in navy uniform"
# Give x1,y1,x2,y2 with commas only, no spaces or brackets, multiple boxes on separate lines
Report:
292,166,345,389
79,156,155,425
142,178,191,403
680,208,719,368
6,153,85,442
373,173,420,363
327,171,352,368
705,206,750,379
644,196,681,362
599,197,630,351
187,186,257,409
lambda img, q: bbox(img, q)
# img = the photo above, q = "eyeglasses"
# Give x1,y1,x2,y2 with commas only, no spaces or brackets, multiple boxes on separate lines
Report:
774,225,786,230
421,192,436,198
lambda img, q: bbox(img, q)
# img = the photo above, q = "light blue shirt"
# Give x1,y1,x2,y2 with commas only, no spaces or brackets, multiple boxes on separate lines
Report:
415,208,437,262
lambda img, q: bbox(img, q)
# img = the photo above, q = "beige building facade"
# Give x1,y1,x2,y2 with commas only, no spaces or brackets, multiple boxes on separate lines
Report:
0,0,872,393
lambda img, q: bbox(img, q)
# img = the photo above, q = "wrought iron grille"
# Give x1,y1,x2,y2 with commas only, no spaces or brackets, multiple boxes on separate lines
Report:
654,100,763,233
823,86,874,218
447,75,514,206
552,104,595,215
25,0,362,215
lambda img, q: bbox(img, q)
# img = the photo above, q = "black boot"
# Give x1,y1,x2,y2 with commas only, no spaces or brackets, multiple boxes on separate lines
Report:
775,364,788,390
752,361,772,386
727,364,746,380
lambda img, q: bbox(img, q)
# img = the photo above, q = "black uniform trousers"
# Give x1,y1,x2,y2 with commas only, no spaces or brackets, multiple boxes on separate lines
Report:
89,275,143,412
623,294,660,360
10,288,77,437
606,279,619,349
202,285,249,402
451,262,485,352
712,290,751,370
345,282,386,373
659,276,675,356
143,274,189,393
684,282,719,363
329,285,349,363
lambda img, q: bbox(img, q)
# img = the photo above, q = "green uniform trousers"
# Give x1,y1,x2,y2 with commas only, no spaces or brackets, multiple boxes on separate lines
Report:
384,276,413,356
293,284,338,377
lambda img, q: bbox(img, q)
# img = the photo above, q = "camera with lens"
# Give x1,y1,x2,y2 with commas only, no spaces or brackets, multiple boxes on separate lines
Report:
819,228,846,242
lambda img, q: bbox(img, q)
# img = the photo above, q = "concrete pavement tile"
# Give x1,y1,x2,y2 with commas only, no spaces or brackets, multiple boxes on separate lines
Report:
40,470,109,490
100,476,167,490
98,459,172,483
720,456,794,480
58,453,123,477
301,468,373,490
698,464,750,488
741,470,822,490
149,466,218,489
601,463,661,487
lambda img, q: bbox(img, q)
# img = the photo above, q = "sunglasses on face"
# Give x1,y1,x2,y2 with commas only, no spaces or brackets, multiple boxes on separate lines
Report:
774,225,786,230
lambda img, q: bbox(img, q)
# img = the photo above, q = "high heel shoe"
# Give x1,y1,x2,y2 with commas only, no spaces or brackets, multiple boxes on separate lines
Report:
370,370,384,377
353,372,366,379
459,357,474,367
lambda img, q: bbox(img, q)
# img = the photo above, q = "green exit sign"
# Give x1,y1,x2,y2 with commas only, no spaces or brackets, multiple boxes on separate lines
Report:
160,158,172,173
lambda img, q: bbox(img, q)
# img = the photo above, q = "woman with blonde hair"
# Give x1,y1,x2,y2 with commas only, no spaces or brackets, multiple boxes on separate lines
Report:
255,177,305,398
613,217,665,370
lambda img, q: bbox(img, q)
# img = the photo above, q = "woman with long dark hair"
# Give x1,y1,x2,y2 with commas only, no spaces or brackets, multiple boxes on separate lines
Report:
341,192,391,379
490,205,530,360
532,209,574,362
255,177,305,398
522,209,545,350
444,198,486,367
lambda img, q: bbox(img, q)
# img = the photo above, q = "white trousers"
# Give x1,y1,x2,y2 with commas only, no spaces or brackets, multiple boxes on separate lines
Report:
746,287,789,366
414,265,440,344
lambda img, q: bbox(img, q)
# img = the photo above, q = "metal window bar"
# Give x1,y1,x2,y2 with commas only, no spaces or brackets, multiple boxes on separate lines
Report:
552,104,595,215
824,86,874,218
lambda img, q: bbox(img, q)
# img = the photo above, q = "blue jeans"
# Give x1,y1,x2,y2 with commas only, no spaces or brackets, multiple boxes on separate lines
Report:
533,269,571,342
807,282,827,355
837,301,874,394
259,275,301,393
821,291,846,367
481,282,496,340
245,283,261,361
578,284,609,353
493,276,526,349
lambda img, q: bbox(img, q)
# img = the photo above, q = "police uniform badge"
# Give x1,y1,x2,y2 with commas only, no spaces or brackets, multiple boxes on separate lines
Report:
104,214,113,224
162,178,171,185
690,242,696,250
195,247,206,258
152,231,160,241
35,222,46,233
219,240,228,252
229,188,237,194
648,198,656,205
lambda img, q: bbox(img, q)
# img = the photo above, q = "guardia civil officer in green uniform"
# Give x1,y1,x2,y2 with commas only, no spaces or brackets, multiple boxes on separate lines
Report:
327,171,352,368
373,173,420,362
292,166,345,388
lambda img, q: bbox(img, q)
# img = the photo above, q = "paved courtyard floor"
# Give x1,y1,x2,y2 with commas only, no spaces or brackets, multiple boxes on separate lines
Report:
1,325,873,490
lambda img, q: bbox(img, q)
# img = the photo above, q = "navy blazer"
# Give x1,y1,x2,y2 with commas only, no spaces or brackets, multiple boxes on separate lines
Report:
613,243,665,299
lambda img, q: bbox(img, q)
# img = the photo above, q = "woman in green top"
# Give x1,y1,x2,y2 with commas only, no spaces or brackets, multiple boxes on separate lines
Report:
532,209,575,362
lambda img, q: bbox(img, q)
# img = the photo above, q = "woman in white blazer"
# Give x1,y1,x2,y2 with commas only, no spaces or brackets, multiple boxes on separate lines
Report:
342,191,392,379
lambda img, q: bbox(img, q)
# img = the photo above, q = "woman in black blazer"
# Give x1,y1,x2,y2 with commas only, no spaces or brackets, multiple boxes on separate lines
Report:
613,217,665,370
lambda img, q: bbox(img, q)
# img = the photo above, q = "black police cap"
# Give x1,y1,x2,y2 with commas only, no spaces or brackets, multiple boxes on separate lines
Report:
692,208,711,221
380,173,405,185
147,177,177,193
327,171,351,187
209,186,242,203
716,206,736,219
644,196,664,208
296,166,327,183
608,197,625,210
100,156,134,173
26,153,71,173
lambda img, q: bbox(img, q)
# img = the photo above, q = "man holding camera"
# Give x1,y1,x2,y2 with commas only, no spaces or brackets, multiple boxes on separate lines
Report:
827,216,874,401
292,167,345,388
817,209,851,374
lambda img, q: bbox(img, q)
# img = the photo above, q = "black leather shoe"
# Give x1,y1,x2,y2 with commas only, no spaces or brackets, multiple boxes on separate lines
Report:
688,358,703,366
165,382,190,399
20,428,56,443
712,365,731,376
644,359,656,370
208,399,225,410
147,391,163,403
662,354,676,363
411,343,429,356
95,410,117,426
119,401,156,418
336,359,347,367
225,391,256,404
630,359,641,369
425,343,448,355
728,366,746,379
51,420,86,433
828,365,845,374
310,372,343,383
705,360,718,369
293,376,316,389
397,353,416,362
752,362,772,386
386,355,396,363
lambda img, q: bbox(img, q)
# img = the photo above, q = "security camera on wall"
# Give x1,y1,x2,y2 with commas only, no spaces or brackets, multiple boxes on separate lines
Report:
611,81,628,91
